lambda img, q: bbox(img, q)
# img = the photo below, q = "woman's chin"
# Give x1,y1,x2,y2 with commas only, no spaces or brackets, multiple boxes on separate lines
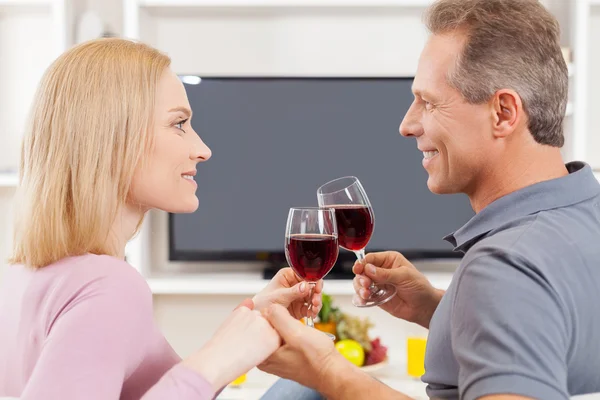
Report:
163,197,199,214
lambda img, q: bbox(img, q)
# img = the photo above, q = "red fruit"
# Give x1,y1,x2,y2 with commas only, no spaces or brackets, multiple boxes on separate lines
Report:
365,337,388,366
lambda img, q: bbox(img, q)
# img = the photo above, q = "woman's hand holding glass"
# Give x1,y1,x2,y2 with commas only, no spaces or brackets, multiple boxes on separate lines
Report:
253,268,324,320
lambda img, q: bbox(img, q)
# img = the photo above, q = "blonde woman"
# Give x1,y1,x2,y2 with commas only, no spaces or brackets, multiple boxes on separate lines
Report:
0,38,323,399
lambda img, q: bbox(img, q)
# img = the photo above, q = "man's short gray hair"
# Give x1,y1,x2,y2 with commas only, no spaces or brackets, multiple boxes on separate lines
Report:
424,0,568,147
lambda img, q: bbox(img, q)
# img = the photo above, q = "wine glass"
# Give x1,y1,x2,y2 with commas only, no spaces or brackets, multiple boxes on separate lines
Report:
317,176,397,308
285,207,338,340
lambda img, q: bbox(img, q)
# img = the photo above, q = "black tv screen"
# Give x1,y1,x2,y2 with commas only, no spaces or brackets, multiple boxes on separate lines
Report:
169,77,474,265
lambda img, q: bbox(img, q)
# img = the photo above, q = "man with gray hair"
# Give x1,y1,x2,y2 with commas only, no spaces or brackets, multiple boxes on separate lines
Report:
259,0,600,399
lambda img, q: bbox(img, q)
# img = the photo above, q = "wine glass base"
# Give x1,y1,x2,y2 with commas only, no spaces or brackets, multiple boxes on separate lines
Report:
352,283,397,308
323,332,336,341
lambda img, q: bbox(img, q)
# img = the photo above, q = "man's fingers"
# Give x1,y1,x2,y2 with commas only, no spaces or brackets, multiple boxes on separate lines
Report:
363,263,392,283
353,275,372,299
363,251,407,269
264,304,304,342
352,276,362,294
353,260,365,275
363,262,410,285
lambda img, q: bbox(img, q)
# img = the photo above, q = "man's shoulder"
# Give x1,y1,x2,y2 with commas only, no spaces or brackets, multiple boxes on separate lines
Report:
459,216,538,267
452,204,600,316
464,202,600,272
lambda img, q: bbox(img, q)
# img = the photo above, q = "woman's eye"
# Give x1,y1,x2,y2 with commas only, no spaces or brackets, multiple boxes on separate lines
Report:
175,119,188,133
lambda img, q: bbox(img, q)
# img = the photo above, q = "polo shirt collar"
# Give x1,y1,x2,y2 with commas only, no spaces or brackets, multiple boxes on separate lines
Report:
444,162,600,252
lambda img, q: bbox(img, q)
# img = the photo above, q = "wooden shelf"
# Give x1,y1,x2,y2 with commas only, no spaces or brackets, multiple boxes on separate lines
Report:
147,271,453,295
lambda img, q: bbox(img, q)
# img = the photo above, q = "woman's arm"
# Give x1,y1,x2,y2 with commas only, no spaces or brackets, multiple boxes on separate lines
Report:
21,266,215,400
22,266,280,400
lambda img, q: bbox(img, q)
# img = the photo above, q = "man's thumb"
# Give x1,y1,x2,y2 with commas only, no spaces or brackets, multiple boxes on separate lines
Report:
264,304,302,341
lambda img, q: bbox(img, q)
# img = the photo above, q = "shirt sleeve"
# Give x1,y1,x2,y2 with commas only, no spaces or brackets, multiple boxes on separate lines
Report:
141,364,216,399
450,251,570,400
20,265,216,400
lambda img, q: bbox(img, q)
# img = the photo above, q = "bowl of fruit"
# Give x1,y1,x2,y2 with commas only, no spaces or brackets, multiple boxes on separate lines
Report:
315,294,389,374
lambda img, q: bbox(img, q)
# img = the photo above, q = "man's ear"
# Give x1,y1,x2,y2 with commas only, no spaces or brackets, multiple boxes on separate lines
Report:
491,89,522,139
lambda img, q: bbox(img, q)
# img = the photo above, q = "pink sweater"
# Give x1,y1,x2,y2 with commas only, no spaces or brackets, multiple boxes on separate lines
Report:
0,254,215,399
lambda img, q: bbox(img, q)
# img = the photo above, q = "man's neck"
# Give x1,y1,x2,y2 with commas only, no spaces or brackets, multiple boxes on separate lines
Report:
468,144,568,213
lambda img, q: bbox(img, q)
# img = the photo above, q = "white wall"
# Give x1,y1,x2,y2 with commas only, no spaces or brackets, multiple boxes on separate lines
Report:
0,8,55,171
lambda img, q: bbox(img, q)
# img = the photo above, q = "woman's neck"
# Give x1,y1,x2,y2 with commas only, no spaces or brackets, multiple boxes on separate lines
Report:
108,204,145,259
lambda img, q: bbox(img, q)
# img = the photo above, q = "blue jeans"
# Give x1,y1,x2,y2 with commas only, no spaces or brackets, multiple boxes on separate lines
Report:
261,379,324,400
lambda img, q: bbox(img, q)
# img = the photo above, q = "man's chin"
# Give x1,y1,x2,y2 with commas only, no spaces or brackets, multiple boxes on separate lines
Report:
426,176,457,195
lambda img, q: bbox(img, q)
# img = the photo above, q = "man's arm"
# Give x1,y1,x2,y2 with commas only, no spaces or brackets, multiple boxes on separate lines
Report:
259,305,414,400
451,252,569,400
314,358,412,400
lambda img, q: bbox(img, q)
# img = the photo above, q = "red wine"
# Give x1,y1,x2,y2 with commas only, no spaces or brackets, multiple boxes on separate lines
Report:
285,234,339,281
333,205,374,251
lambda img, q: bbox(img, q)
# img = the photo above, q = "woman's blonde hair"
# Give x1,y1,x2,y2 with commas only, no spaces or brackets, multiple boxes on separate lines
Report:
9,38,171,268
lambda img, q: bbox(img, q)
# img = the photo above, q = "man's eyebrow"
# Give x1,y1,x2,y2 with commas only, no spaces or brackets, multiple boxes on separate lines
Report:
412,87,432,98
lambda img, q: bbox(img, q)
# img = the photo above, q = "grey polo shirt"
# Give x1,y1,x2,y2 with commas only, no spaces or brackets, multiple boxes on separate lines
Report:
423,162,600,399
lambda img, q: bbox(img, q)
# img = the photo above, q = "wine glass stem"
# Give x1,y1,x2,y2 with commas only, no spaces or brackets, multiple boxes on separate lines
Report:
306,282,316,328
355,249,381,294
355,249,366,261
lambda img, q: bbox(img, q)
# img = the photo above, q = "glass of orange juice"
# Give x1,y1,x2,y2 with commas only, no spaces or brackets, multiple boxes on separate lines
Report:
406,337,427,379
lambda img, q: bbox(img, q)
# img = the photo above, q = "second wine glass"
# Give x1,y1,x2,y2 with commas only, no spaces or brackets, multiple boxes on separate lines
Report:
317,176,397,308
284,207,339,340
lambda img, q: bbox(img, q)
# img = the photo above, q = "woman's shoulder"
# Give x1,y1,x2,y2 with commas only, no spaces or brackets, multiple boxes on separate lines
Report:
60,253,145,279
46,254,153,311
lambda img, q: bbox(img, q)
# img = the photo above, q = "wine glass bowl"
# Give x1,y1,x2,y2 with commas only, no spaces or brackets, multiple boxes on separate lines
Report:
317,176,397,308
285,207,338,339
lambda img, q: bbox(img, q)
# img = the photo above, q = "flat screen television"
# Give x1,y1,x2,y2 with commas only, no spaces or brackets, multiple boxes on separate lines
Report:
169,77,475,275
